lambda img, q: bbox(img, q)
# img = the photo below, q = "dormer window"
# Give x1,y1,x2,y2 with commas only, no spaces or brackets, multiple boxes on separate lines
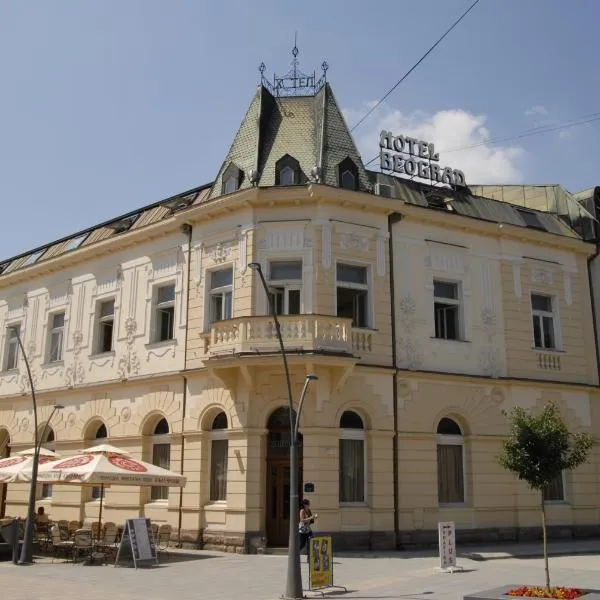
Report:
221,162,243,195
275,155,302,186
338,157,359,191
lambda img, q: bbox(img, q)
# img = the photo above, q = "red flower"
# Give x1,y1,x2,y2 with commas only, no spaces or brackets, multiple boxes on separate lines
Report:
507,586,584,599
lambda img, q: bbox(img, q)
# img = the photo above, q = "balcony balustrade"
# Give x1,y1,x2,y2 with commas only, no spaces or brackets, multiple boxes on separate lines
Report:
203,315,372,357
535,350,561,371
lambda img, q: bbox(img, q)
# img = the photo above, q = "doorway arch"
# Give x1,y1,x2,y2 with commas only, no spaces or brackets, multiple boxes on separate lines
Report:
266,407,303,547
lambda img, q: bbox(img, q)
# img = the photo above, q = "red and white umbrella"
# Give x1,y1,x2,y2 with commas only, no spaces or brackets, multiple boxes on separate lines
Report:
0,447,59,483
22,443,186,534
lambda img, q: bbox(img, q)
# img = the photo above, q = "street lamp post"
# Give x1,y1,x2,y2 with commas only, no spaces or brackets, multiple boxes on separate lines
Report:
11,327,64,565
249,262,317,600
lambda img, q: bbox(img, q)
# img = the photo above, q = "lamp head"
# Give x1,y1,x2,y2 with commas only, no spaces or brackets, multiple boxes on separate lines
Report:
248,262,261,271
53,404,65,410
306,374,318,381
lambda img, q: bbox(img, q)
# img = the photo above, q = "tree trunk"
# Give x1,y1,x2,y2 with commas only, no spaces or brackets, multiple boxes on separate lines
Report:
541,492,550,590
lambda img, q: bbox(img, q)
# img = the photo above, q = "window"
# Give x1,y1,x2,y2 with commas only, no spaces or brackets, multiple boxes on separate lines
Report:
341,170,356,190
531,294,557,349
543,472,566,502
40,428,55,499
4,325,20,371
336,263,369,328
221,162,242,195
275,155,301,186
209,268,233,323
96,300,115,354
48,312,65,363
268,261,302,316
154,284,175,342
224,176,237,195
339,411,366,504
518,209,546,231
150,418,170,501
91,424,107,500
436,418,465,505
210,412,228,502
433,281,461,340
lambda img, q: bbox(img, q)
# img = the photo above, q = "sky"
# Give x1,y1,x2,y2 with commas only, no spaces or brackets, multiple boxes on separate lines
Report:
1,0,599,260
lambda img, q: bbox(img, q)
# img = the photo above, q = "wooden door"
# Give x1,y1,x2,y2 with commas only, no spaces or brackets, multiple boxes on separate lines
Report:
266,462,291,547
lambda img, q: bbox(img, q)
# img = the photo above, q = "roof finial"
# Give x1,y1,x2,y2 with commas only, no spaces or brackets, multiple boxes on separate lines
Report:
292,31,299,58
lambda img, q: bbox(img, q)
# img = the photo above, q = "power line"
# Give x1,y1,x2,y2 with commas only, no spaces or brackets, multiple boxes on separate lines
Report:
349,0,481,133
363,111,600,168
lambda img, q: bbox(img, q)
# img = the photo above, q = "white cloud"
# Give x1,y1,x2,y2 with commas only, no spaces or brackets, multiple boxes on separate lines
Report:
344,105,525,184
525,105,548,117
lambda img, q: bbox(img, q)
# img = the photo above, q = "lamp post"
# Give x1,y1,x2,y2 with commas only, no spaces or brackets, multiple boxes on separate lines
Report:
11,326,64,565
249,262,317,600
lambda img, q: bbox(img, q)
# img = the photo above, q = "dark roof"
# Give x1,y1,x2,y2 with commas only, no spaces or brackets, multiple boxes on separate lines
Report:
208,83,371,199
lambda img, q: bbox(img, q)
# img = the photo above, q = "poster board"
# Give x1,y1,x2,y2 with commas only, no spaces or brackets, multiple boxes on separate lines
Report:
438,521,457,570
115,518,158,568
309,536,333,590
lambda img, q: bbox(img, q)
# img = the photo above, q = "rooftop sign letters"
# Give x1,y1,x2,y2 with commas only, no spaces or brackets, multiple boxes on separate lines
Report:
379,131,467,188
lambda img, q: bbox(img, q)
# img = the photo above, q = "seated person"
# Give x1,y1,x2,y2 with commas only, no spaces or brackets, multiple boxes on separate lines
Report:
34,506,50,530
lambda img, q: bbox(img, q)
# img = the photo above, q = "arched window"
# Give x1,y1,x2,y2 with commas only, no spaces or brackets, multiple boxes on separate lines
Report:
275,155,301,186
436,417,465,504
91,423,107,500
150,418,170,501
40,427,55,499
337,157,359,191
339,411,366,504
210,412,228,502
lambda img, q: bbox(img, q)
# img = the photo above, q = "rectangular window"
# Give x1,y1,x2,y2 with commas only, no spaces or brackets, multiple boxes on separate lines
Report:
150,443,171,501
543,473,565,502
154,284,175,342
48,312,65,363
41,483,53,499
268,260,302,316
210,439,229,502
339,438,365,503
4,325,20,371
209,268,233,323
437,444,465,504
433,281,460,340
96,299,115,354
531,294,557,349
336,263,369,328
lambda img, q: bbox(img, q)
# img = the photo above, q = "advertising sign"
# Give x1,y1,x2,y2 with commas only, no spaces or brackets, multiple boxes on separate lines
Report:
309,536,333,590
438,521,456,570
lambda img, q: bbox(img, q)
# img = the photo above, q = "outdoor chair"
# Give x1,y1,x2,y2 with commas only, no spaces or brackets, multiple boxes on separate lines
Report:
90,522,101,541
72,529,93,563
156,524,172,557
68,520,81,537
150,522,159,540
49,525,75,563
98,523,118,559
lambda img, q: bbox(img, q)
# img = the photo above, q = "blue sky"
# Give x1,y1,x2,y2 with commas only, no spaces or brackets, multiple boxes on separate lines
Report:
1,0,599,260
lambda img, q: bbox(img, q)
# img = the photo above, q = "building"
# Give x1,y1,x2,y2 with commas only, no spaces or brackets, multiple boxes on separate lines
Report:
1,51,599,552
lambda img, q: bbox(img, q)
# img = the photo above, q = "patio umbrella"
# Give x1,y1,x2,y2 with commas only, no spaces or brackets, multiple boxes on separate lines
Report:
0,447,59,483
22,443,186,536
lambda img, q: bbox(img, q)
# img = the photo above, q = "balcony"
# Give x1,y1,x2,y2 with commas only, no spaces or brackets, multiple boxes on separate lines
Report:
203,315,372,358
536,350,561,371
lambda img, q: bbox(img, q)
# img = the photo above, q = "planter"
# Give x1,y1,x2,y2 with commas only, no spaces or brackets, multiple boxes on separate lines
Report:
465,587,600,600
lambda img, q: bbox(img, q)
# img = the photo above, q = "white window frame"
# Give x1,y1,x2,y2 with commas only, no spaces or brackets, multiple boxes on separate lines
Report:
152,283,176,343
268,260,303,316
335,260,372,329
543,470,567,504
433,279,463,341
530,292,560,350
4,323,21,371
207,266,234,325
150,431,171,502
95,298,115,355
209,428,228,503
339,427,367,507
436,433,467,507
47,311,66,363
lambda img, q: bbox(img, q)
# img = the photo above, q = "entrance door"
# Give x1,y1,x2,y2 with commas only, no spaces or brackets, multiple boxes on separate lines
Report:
266,407,303,547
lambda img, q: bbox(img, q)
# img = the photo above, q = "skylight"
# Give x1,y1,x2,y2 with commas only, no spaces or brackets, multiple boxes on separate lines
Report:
21,250,44,267
517,208,546,231
63,234,87,252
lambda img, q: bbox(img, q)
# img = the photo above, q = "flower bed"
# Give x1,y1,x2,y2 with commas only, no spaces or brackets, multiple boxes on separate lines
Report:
506,587,584,599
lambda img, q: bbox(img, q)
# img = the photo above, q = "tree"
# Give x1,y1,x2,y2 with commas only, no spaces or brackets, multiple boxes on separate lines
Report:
498,402,593,590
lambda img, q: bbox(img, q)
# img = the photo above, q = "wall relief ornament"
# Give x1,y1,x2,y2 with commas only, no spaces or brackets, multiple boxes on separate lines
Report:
478,307,501,378
340,233,369,252
396,295,423,370
64,330,85,387
117,317,141,381
207,241,234,263
121,406,132,423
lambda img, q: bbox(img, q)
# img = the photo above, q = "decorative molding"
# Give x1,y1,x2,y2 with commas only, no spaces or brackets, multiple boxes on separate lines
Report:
260,228,307,251
238,226,253,274
512,263,522,299
206,240,235,264
531,265,554,285
64,330,85,388
117,317,140,381
481,262,494,312
478,307,501,378
425,241,465,274
146,344,177,361
340,233,369,252
396,295,423,370
563,271,573,306
321,223,332,269
376,233,388,277
193,243,203,287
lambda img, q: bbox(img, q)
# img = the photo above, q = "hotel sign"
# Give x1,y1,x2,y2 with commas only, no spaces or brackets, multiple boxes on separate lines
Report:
379,130,467,188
